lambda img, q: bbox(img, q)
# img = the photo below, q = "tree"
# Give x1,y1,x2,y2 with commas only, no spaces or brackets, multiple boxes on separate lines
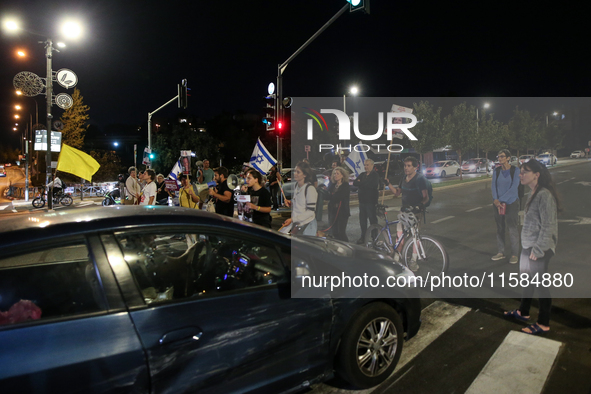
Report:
478,114,506,159
89,150,123,182
60,88,89,149
443,102,476,180
411,101,444,166
507,108,540,156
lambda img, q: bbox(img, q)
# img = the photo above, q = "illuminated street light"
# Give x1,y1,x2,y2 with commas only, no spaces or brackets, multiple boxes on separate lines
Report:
56,42,66,48
17,50,26,57
15,105,21,110
16,90,22,95
113,142,119,147
476,102,491,157
343,85,360,114
61,21,82,39
14,114,20,119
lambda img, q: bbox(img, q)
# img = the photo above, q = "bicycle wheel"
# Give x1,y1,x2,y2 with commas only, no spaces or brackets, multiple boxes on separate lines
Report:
60,195,73,206
402,235,448,276
96,190,105,197
32,197,45,208
364,224,395,256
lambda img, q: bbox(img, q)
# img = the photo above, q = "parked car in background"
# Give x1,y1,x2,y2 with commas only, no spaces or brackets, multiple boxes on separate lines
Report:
461,158,494,173
4,163,11,167
0,165,6,177
423,160,461,178
519,154,535,164
536,153,557,166
0,206,421,392
570,150,585,159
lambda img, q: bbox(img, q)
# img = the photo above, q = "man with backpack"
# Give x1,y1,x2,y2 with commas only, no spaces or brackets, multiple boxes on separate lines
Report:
491,149,522,264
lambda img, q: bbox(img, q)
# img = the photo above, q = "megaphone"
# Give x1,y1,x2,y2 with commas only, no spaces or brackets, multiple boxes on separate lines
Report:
195,160,204,168
227,174,243,190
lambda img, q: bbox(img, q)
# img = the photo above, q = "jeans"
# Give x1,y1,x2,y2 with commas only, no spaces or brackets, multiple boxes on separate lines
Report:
271,185,280,209
302,219,317,236
359,202,377,240
493,199,520,256
519,248,554,326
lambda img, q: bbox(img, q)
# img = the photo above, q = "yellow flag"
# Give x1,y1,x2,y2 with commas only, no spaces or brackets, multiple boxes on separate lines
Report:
56,144,100,182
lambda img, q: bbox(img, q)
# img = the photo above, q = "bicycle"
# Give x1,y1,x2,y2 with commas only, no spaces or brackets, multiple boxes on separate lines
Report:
364,204,448,277
32,187,74,208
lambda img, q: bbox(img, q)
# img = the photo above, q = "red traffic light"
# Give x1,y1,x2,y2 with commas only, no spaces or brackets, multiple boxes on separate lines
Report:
277,121,283,130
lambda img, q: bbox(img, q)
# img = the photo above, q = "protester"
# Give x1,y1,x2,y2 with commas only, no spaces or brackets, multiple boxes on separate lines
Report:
125,166,142,205
504,159,560,335
155,174,170,205
384,156,429,267
139,169,157,205
325,166,350,241
282,161,317,236
491,149,521,264
201,159,215,184
179,174,200,209
209,166,235,217
243,169,273,228
268,165,281,210
353,159,379,244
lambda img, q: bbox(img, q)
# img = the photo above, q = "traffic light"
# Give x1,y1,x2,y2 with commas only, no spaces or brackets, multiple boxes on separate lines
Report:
275,107,291,135
149,152,155,160
263,94,276,132
348,0,370,13
178,79,188,109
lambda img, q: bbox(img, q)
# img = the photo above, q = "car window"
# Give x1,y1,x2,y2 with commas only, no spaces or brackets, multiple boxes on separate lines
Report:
0,242,107,327
114,231,287,304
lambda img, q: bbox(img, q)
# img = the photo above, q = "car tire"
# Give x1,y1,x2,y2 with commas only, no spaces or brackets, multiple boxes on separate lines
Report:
440,170,446,178
456,169,461,176
335,302,404,389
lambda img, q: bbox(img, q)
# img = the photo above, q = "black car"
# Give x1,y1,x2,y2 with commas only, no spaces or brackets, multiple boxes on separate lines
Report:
0,206,421,393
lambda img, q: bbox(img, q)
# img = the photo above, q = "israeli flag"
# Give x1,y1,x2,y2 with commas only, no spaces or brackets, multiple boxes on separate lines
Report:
249,138,277,174
168,159,183,181
345,147,368,178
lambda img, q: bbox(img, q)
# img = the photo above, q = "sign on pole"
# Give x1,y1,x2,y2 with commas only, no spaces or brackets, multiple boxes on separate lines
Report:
34,130,62,152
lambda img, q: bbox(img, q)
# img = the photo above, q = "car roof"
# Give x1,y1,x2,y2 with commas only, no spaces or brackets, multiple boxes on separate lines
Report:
0,206,289,248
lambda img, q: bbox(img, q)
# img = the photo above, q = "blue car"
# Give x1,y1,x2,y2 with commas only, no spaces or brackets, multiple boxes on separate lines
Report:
0,206,421,393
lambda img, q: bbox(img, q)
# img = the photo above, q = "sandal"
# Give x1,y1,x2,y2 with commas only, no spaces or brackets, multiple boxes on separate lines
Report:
522,323,550,335
504,309,529,323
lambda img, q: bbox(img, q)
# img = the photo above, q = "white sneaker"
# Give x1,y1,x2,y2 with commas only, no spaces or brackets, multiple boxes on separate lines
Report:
408,260,419,271
491,253,505,261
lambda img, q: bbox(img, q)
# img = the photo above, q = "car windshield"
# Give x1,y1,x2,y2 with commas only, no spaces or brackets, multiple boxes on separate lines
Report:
429,163,444,168
467,159,479,164
539,154,549,158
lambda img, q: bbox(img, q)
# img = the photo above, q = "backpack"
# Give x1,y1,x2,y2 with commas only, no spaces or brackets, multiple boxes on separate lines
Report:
495,166,525,201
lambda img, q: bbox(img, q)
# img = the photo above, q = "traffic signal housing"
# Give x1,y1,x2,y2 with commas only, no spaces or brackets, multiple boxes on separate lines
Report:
178,79,188,109
349,0,370,13
263,94,276,132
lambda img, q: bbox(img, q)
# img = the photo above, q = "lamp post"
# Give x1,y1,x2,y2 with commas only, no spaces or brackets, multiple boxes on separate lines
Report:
476,102,490,157
4,19,83,210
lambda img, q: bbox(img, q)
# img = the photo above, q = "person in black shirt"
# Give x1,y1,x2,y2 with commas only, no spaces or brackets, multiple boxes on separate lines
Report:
268,165,280,210
353,159,379,244
243,169,272,228
209,166,235,217
155,174,170,205
326,167,350,241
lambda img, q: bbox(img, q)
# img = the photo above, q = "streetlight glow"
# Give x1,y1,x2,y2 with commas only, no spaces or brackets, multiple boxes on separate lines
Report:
15,90,22,95
3,19,19,31
17,50,26,57
15,105,21,110
483,102,490,109
14,115,20,119
60,21,83,39
56,42,66,48
350,86,359,95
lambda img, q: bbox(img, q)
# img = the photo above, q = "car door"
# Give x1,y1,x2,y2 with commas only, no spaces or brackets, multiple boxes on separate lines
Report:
104,227,333,394
0,235,148,393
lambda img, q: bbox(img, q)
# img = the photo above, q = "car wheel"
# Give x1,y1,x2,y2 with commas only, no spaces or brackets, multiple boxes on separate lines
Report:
456,169,461,176
335,302,404,389
440,170,446,178
476,167,480,173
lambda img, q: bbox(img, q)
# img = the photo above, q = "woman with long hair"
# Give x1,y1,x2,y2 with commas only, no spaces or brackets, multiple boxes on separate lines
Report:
324,166,350,241
243,169,273,228
504,159,561,335
283,161,317,236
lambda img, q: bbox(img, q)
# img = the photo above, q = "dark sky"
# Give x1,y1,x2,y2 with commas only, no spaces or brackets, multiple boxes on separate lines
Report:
1,0,589,149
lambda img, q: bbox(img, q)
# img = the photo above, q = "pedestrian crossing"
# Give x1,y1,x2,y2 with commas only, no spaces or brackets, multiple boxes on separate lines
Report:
310,301,562,394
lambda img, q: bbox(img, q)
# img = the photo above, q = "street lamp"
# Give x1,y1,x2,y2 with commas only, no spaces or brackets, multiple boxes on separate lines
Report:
343,86,359,114
476,102,490,157
4,18,83,209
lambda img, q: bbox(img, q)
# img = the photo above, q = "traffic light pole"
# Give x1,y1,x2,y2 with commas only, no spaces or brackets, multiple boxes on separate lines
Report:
275,3,349,170
45,39,54,210
147,95,178,165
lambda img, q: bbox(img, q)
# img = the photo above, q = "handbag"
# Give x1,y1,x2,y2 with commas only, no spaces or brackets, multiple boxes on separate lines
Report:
206,200,216,212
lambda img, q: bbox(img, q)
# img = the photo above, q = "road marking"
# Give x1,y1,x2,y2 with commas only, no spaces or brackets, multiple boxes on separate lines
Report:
466,207,482,212
465,330,562,394
431,216,454,224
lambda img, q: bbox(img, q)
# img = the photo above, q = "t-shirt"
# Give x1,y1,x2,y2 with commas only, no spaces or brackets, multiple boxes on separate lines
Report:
156,181,169,201
215,181,235,217
203,168,215,183
179,185,199,209
399,173,428,208
248,187,272,228
140,182,157,205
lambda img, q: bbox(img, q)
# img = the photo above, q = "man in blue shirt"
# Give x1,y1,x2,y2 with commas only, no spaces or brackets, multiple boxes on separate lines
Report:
492,149,521,264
